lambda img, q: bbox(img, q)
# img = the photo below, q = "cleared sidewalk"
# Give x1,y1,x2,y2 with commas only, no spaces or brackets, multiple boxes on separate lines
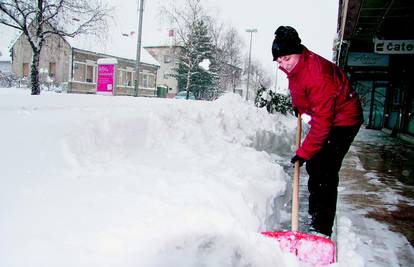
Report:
337,127,414,266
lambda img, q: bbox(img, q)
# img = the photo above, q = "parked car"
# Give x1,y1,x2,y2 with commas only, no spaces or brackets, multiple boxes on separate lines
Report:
175,90,196,100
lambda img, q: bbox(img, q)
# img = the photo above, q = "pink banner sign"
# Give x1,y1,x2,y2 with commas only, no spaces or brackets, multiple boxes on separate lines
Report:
97,64,115,94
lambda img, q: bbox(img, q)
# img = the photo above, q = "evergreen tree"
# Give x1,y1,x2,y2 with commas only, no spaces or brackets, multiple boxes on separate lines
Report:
255,85,268,108
209,49,224,100
255,85,294,115
175,19,219,100
163,0,244,100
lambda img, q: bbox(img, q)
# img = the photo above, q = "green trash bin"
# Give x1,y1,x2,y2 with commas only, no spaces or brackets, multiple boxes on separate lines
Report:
157,86,168,98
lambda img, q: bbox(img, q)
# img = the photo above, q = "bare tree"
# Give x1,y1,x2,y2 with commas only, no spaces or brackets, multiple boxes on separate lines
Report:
243,57,271,99
205,15,223,50
220,27,243,93
204,18,243,95
0,0,111,95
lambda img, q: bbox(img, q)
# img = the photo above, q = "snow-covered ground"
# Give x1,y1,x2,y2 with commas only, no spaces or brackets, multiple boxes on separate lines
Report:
0,87,405,266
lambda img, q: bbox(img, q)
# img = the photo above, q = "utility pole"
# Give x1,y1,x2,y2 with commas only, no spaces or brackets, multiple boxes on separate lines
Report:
245,28,257,101
134,0,145,97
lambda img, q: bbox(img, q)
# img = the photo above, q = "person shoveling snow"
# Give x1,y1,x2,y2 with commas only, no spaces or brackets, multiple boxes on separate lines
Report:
263,25,363,265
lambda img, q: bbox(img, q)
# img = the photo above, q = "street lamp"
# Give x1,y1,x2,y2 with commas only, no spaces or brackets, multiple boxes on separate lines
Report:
245,28,257,101
134,0,145,97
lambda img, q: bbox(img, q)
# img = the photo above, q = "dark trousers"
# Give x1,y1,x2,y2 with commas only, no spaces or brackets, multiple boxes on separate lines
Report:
305,125,360,236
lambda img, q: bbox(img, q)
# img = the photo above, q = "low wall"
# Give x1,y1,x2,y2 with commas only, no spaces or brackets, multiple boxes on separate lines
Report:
68,82,156,97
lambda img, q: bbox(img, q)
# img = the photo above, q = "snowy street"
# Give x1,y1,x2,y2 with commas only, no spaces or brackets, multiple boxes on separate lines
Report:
0,87,413,266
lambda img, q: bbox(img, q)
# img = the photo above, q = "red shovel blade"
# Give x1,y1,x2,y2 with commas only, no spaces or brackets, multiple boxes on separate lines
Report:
262,231,335,266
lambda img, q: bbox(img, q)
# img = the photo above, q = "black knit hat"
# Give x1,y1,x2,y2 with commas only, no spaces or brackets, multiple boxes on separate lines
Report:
272,26,303,61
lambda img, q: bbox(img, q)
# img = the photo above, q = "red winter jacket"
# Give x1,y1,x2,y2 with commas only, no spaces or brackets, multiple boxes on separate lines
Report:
280,47,363,160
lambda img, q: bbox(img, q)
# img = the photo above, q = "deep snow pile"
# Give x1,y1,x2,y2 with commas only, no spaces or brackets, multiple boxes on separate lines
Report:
0,88,306,266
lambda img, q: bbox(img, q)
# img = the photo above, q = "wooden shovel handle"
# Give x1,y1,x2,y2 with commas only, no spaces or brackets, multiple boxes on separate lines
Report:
291,114,302,232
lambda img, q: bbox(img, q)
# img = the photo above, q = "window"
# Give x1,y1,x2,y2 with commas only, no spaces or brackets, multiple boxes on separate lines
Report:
164,55,172,63
23,63,29,77
49,62,56,78
118,69,133,87
126,71,132,86
148,74,155,88
140,73,148,88
140,73,156,88
86,65,94,83
163,73,169,79
73,61,96,83
73,62,86,82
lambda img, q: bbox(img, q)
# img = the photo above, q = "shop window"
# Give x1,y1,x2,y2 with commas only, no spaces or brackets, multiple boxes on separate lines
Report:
407,98,414,135
392,88,402,107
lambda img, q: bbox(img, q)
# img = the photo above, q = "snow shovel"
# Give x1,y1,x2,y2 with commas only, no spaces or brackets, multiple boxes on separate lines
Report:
262,114,335,266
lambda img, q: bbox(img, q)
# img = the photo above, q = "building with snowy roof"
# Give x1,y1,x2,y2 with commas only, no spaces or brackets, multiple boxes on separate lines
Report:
144,45,181,98
145,45,243,98
10,30,160,96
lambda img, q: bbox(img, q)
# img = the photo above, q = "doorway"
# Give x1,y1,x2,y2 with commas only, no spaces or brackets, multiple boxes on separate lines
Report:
354,80,387,129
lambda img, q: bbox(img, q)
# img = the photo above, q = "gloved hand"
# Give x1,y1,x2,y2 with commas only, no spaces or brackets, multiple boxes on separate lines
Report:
291,154,305,167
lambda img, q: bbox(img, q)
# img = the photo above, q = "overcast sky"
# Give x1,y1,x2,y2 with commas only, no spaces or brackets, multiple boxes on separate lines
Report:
0,0,339,89
139,0,339,88
135,0,339,57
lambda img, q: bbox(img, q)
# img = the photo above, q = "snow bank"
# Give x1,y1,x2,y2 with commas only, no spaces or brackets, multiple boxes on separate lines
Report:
0,88,303,266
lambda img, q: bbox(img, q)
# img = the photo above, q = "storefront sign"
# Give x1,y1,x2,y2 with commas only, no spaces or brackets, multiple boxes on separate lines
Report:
347,52,389,67
97,58,117,95
374,39,414,54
